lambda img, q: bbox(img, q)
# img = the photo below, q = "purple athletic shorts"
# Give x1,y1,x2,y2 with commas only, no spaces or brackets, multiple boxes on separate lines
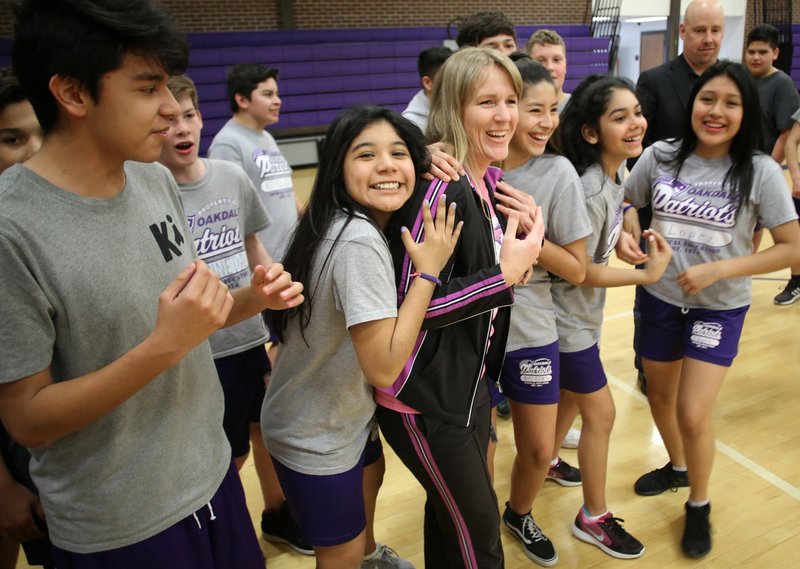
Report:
559,344,608,394
272,425,383,547
215,345,270,458
638,289,748,367
52,461,264,569
499,343,561,404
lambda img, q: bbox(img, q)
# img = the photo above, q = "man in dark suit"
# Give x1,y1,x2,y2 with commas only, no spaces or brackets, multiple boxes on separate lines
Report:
629,1,724,394
637,0,725,146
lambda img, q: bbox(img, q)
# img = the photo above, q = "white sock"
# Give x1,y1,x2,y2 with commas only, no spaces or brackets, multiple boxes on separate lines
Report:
672,465,688,472
687,498,709,508
363,544,380,561
550,457,559,467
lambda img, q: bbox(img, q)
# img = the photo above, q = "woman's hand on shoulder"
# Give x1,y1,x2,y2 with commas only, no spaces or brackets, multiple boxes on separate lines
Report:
401,194,463,275
423,142,464,182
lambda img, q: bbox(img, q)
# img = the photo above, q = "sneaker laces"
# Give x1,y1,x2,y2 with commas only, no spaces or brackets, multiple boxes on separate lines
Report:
522,515,547,543
652,464,681,492
374,543,400,560
600,516,635,543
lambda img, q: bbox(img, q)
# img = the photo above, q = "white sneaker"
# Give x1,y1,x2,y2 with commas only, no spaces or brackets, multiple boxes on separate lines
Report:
561,428,580,449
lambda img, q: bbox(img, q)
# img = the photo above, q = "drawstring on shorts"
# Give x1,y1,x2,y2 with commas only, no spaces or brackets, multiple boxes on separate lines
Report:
192,501,217,529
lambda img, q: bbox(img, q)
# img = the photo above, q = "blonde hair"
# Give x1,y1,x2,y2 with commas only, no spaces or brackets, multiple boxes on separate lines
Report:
427,47,522,165
167,74,199,110
525,29,566,56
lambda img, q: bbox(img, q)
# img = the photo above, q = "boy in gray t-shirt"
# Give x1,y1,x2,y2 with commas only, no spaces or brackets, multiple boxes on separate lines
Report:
0,1,302,565
209,63,301,263
159,74,311,554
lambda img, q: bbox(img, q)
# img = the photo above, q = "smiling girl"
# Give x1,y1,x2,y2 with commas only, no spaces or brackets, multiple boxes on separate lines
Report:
497,58,591,566
625,61,800,558
551,75,673,560
262,106,461,568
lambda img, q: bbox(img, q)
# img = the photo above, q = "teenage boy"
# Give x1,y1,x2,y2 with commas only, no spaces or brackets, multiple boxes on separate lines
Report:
402,46,451,132
209,64,301,263
527,29,571,113
158,74,311,555
455,11,517,55
745,24,800,163
0,70,49,569
0,1,303,567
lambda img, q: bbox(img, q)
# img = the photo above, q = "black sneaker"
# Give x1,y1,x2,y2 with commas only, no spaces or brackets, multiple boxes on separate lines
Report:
572,509,645,559
634,462,689,496
681,502,711,558
502,503,558,566
261,502,314,555
546,457,582,487
774,277,800,305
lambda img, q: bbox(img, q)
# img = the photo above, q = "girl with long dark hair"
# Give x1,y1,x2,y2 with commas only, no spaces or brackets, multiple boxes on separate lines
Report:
262,105,461,568
626,61,800,558
551,74,672,560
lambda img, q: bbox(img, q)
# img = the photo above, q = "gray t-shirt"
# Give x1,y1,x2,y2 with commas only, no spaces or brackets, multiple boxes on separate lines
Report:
262,214,397,475
626,141,798,309
756,70,800,154
178,159,270,358
557,92,572,114
503,154,592,350
402,89,430,132
0,162,229,553
209,119,297,261
552,163,625,352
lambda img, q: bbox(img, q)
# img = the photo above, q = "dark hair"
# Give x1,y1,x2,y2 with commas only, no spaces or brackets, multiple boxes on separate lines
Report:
11,0,188,134
274,106,431,340
0,69,27,111
556,74,636,176
418,47,452,79
455,11,516,47
661,61,761,212
746,24,779,50
514,57,555,91
226,63,279,113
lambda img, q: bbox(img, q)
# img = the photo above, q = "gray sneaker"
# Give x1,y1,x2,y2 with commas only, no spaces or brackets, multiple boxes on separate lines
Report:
362,543,415,569
774,278,800,305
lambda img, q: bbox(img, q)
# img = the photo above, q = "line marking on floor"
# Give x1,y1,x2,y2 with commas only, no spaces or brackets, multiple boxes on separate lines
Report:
607,372,800,503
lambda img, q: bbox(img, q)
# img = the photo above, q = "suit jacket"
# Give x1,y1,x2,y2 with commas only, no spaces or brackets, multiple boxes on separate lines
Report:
636,54,701,147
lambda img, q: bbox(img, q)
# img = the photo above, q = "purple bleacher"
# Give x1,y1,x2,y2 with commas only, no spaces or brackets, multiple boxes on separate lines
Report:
792,25,800,89
192,24,608,154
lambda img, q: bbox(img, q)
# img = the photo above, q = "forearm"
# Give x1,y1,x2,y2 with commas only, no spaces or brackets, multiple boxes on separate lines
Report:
771,130,790,164
0,336,182,448
784,135,800,181
245,234,272,270
582,262,652,288
227,286,268,327
538,240,586,285
715,242,800,280
379,278,439,385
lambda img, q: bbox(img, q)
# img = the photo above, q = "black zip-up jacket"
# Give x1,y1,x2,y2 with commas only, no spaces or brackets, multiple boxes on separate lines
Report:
380,168,515,427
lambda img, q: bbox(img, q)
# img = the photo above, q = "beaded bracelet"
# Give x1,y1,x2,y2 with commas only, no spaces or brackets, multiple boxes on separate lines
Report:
410,272,442,286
